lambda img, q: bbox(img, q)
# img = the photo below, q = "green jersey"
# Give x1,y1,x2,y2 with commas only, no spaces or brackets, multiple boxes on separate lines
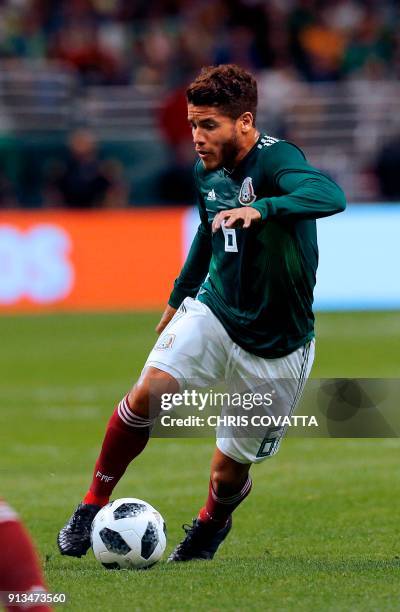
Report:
169,135,346,358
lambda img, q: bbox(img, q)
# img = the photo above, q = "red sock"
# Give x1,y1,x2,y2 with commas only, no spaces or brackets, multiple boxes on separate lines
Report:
198,477,252,526
0,501,51,612
83,395,151,506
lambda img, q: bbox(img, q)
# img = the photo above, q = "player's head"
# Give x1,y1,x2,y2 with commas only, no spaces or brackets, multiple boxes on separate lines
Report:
186,64,258,170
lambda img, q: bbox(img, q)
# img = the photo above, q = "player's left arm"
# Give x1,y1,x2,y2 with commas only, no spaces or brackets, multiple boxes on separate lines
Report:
212,142,346,232
251,141,346,221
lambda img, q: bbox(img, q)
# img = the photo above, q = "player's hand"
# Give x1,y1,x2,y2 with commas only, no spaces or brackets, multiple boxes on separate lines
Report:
212,207,261,233
155,304,177,335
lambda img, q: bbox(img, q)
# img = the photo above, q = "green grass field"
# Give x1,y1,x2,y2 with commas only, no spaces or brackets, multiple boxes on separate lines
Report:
1,310,400,611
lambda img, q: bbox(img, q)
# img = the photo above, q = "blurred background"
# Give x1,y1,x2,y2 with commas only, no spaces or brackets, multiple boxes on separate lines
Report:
0,0,399,208
0,0,399,312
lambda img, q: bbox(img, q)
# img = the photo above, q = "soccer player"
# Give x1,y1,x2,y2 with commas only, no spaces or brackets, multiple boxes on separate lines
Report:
0,499,52,611
58,64,346,561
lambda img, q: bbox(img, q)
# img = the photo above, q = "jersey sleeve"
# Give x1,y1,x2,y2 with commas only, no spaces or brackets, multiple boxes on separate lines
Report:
251,141,346,221
168,164,212,308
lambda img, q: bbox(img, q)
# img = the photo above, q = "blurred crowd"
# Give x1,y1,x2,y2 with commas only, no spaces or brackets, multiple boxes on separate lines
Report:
0,0,398,86
0,0,399,206
0,0,399,85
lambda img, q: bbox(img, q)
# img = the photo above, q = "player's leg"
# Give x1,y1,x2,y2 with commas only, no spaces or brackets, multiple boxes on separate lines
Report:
83,367,178,508
169,338,315,562
199,447,252,523
58,297,228,557
168,448,252,562
0,500,52,612
57,367,177,557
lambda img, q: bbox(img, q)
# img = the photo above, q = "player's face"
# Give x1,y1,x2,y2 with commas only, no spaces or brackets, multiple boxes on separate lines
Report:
187,104,241,170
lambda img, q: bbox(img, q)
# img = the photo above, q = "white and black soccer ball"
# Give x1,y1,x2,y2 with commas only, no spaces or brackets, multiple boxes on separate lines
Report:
91,497,167,569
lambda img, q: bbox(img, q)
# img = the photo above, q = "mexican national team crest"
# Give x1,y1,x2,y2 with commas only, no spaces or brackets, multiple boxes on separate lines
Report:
238,176,256,205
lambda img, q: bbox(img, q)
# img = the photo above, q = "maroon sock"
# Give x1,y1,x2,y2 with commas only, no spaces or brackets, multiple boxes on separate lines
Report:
198,477,252,526
83,395,151,506
0,501,51,612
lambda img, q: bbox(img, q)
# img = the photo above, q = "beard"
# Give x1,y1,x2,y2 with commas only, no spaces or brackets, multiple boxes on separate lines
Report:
218,130,241,170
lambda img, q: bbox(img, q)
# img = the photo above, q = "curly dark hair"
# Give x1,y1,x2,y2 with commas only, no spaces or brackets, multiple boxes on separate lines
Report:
186,64,258,124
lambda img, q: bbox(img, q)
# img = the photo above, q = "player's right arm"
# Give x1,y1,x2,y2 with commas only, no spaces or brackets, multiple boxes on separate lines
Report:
155,165,212,334
155,221,211,334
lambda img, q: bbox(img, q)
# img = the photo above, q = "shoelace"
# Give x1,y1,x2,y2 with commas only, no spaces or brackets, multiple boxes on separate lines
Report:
69,507,95,531
175,520,203,552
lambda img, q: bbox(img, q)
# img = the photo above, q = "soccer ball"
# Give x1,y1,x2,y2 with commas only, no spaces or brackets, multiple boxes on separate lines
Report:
90,497,167,569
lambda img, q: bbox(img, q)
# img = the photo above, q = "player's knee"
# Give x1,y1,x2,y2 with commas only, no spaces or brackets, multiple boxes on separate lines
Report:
127,382,150,419
127,367,179,419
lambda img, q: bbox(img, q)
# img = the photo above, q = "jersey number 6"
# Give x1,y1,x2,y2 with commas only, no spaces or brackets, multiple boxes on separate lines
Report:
221,224,238,253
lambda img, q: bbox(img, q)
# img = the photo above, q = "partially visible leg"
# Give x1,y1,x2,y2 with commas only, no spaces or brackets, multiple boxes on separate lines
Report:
58,367,178,557
198,447,252,525
169,336,315,563
0,501,52,612
84,367,178,507
168,448,252,562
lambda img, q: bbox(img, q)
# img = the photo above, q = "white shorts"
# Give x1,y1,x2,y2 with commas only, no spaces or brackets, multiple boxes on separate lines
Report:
144,297,315,464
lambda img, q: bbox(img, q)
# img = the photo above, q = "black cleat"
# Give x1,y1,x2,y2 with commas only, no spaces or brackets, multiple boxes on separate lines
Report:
167,517,232,562
57,503,100,557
